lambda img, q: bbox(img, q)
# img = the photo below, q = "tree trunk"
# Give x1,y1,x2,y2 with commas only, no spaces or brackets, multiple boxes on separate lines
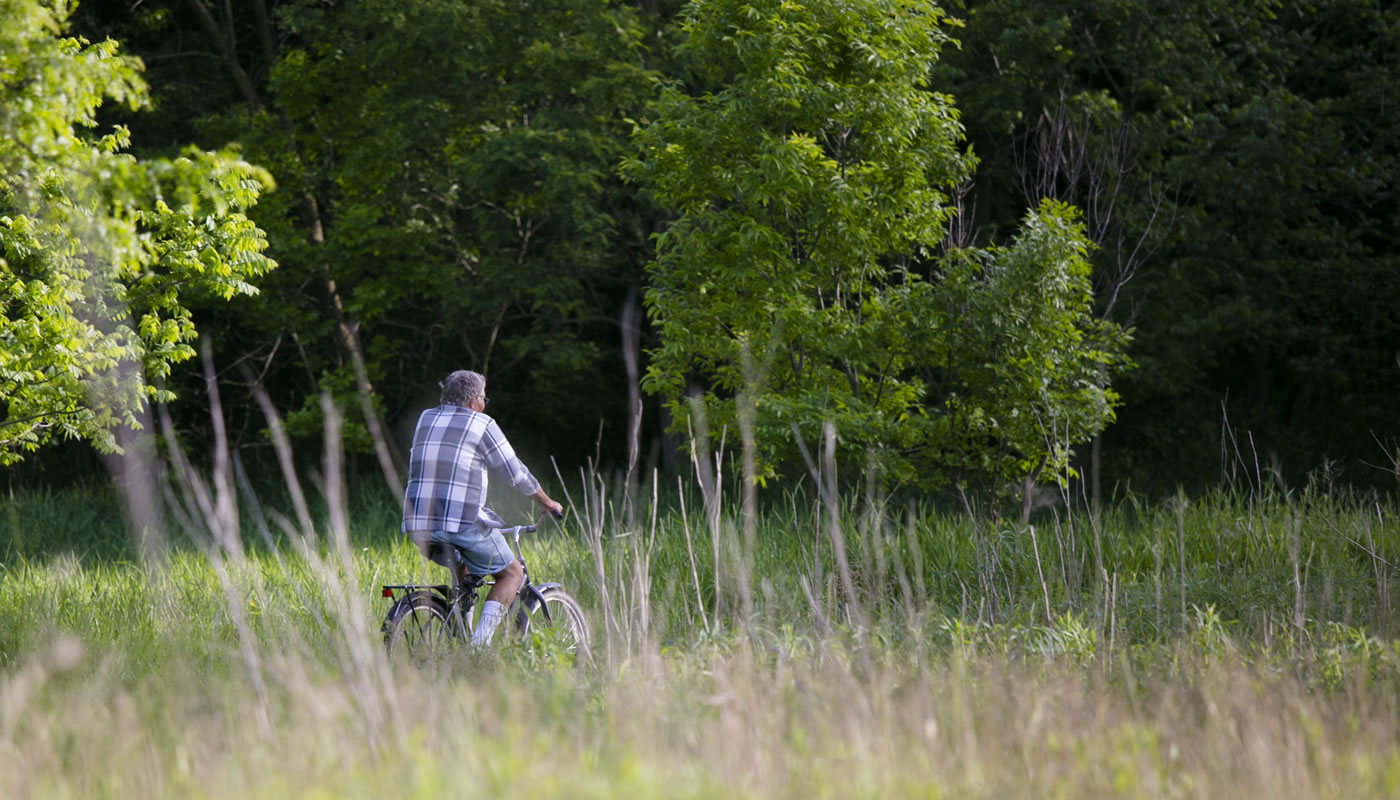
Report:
191,3,405,496
186,0,263,112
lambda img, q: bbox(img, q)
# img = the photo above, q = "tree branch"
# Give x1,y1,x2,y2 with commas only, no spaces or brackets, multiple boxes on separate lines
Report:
186,0,264,112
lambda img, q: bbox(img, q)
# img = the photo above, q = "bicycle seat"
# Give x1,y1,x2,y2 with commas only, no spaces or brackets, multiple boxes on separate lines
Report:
423,541,487,585
422,540,454,564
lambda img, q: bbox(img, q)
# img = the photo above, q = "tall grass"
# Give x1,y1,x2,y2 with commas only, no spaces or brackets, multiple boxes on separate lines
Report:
2,403,1399,796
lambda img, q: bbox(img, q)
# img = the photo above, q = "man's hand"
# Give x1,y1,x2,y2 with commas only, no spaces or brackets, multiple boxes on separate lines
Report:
534,488,564,519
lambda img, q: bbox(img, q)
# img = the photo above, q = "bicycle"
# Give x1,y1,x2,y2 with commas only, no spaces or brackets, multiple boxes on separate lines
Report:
380,518,590,661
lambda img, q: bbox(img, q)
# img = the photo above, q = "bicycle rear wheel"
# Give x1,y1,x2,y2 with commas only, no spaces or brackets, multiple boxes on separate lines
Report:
383,591,463,660
519,587,590,660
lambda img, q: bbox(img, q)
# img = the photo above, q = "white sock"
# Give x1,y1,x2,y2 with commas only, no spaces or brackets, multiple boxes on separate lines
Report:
471,600,507,647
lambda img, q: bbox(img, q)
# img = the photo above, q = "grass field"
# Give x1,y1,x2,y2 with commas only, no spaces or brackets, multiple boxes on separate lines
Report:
3,462,1399,798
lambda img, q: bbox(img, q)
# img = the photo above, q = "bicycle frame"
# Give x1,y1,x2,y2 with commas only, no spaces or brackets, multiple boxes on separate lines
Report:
380,523,564,629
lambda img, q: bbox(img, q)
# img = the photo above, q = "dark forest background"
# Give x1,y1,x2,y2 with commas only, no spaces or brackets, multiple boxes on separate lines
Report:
9,0,1398,498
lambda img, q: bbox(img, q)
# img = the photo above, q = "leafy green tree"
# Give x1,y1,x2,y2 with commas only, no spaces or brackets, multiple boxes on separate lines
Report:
146,0,657,467
0,0,275,464
627,0,1127,499
937,0,1400,491
930,202,1128,503
1133,0,1400,488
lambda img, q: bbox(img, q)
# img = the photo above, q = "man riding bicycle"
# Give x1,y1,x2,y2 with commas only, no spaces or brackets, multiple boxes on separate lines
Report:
401,369,563,647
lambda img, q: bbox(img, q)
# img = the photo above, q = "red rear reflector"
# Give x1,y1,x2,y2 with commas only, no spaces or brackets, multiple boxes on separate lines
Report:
382,588,393,598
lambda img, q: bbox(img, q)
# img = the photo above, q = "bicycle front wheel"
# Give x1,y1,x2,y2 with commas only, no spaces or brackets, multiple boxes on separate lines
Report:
519,587,590,660
383,591,462,661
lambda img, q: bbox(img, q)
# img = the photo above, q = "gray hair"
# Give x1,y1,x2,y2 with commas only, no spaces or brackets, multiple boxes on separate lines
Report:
440,370,485,407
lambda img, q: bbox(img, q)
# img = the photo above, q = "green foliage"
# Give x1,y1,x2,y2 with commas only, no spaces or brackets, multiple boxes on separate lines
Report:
21,0,1396,493
0,0,274,464
936,0,1400,489
930,202,1129,488
207,0,656,452
627,0,1126,492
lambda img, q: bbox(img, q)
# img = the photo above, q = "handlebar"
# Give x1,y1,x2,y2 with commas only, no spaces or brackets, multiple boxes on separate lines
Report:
505,510,562,561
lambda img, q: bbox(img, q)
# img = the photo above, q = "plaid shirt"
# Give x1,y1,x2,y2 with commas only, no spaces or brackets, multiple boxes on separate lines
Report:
401,405,541,533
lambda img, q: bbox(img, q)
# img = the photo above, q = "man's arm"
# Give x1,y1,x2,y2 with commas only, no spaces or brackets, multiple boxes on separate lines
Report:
480,418,561,516
480,419,539,492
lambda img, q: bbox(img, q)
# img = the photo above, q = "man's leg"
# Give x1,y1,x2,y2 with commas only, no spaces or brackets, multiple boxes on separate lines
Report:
471,559,523,647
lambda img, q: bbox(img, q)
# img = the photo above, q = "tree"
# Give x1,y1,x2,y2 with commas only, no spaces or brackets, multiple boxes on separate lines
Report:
627,0,1127,501
931,201,1129,507
151,0,659,470
936,0,1400,491
0,0,275,465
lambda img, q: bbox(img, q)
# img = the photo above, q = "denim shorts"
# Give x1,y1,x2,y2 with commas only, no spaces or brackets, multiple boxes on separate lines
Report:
410,519,514,576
